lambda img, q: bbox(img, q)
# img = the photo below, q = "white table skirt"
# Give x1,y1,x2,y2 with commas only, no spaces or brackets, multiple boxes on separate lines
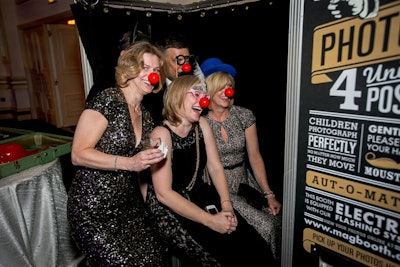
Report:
0,159,84,267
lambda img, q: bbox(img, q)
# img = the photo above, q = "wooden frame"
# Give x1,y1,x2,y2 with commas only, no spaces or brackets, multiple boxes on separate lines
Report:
0,7,9,64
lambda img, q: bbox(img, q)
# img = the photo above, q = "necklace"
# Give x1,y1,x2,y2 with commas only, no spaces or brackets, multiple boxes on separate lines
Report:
185,125,199,191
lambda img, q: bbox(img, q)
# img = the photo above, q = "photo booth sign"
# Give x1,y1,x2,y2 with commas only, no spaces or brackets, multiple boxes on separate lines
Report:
283,1,400,266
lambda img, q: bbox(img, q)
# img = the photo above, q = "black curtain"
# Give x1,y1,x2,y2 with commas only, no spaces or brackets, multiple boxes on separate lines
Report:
70,1,289,199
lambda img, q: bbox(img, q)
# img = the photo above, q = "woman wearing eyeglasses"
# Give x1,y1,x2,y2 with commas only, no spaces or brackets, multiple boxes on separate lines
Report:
145,75,271,266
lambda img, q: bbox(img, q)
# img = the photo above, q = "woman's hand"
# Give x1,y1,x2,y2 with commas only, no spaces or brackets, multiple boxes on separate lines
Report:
220,200,237,229
267,197,282,215
207,211,237,234
127,148,165,172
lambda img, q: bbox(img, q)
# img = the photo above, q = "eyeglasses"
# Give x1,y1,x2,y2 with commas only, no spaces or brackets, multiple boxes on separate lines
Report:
175,55,197,66
187,88,210,100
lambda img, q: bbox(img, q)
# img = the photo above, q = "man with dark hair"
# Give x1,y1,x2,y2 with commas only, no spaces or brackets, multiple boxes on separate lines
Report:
143,31,196,124
155,32,195,84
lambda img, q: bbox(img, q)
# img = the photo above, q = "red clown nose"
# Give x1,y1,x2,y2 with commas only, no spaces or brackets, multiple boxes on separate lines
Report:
199,97,210,108
148,72,159,85
225,87,234,98
181,63,192,73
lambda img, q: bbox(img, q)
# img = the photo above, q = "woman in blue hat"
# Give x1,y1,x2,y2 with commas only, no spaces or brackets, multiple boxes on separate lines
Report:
201,57,283,263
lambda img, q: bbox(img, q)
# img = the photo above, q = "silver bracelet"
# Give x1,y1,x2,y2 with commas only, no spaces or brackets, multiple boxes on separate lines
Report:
114,156,119,171
263,190,275,199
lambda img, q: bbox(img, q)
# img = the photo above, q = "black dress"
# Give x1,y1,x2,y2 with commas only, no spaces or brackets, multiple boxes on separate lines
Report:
67,87,167,267
146,123,272,267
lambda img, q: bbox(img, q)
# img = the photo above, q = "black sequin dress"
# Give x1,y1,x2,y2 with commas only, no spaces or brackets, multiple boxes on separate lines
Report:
146,123,272,267
67,87,167,267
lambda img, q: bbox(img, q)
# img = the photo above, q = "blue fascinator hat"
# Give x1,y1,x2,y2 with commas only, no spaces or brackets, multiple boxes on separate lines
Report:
200,58,237,78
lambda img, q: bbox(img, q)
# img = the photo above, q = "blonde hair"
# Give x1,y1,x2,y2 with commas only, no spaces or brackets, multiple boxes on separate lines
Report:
205,72,235,109
115,41,166,93
163,75,201,126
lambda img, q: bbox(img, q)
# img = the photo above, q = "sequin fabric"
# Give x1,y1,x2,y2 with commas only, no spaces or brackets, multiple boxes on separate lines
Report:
67,87,167,267
146,124,272,267
205,105,282,261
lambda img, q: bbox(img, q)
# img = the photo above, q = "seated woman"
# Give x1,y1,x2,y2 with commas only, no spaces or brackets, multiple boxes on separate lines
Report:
145,74,271,266
201,57,283,263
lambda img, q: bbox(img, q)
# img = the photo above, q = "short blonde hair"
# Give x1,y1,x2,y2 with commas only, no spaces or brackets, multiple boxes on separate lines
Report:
205,72,235,109
115,41,166,93
163,75,201,126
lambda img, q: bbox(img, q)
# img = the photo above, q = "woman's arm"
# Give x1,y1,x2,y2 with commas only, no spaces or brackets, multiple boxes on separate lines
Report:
245,123,282,215
199,117,235,215
71,109,164,172
71,109,115,169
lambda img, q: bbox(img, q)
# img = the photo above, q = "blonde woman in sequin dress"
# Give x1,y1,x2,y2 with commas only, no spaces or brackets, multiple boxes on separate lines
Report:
67,41,168,267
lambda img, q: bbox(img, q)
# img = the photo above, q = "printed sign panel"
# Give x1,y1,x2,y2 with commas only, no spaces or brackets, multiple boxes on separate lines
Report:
290,1,400,266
